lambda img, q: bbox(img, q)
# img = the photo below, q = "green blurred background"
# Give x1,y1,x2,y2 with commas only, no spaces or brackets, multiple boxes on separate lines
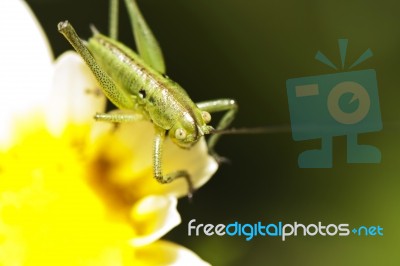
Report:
26,0,400,265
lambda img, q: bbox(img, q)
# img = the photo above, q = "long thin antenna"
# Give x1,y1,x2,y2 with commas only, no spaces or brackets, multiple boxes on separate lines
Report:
211,125,292,135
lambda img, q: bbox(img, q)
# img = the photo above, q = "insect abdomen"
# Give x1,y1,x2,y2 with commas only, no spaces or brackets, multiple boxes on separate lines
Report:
86,34,196,130
87,34,162,100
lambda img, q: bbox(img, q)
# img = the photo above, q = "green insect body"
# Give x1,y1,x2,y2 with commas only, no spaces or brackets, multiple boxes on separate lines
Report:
58,0,237,197
88,34,213,147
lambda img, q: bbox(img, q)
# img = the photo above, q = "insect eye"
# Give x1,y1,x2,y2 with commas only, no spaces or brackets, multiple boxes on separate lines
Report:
175,128,187,140
201,111,211,124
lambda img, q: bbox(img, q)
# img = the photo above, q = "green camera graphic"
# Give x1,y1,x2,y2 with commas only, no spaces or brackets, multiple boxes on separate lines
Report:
286,40,382,168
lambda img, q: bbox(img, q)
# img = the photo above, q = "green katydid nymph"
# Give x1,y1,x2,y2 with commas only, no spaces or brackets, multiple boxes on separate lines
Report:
58,0,237,198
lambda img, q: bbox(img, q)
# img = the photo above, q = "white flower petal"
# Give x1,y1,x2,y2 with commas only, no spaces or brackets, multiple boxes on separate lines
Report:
113,121,154,173
0,0,53,146
130,195,181,247
136,240,211,266
162,138,218,197
46,51,106,135
91,120,218,197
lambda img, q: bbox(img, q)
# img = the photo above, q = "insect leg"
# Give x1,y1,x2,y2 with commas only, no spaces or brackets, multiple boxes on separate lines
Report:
154,128,194,198
58,21,135,110
109,0,119,39
123,0,166,74
95,110,143,123
196,99,238,162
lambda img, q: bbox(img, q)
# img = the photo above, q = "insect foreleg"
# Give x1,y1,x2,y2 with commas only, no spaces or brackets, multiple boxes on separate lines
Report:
154,128,194,198
95,110,143,123
58,21,135,110
196,99,238,162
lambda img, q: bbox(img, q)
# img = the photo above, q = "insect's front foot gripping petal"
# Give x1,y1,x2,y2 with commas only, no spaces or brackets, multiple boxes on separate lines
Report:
155,170,195,200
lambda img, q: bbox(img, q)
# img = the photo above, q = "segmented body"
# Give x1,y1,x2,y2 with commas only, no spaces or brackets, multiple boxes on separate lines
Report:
87,34,204,132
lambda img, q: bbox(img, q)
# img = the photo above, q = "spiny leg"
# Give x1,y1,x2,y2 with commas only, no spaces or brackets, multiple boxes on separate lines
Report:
196,99,238,163
95,110,143,123
95,110,143,132
154,128,194,199
123,0,166,74
109,0,119,39
58,21,135,110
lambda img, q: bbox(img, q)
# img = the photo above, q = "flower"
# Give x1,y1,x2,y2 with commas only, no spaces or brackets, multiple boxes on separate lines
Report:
0,1,217,265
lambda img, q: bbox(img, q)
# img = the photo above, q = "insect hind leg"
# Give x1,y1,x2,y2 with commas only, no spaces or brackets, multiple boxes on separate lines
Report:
123,0,166,74
109,0,119,39
58,21,135,110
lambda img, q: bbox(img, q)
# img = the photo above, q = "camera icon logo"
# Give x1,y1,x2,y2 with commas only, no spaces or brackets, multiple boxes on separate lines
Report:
286,39,382,168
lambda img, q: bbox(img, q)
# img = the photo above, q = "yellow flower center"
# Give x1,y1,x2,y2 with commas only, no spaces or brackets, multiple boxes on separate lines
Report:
0,117,154,265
